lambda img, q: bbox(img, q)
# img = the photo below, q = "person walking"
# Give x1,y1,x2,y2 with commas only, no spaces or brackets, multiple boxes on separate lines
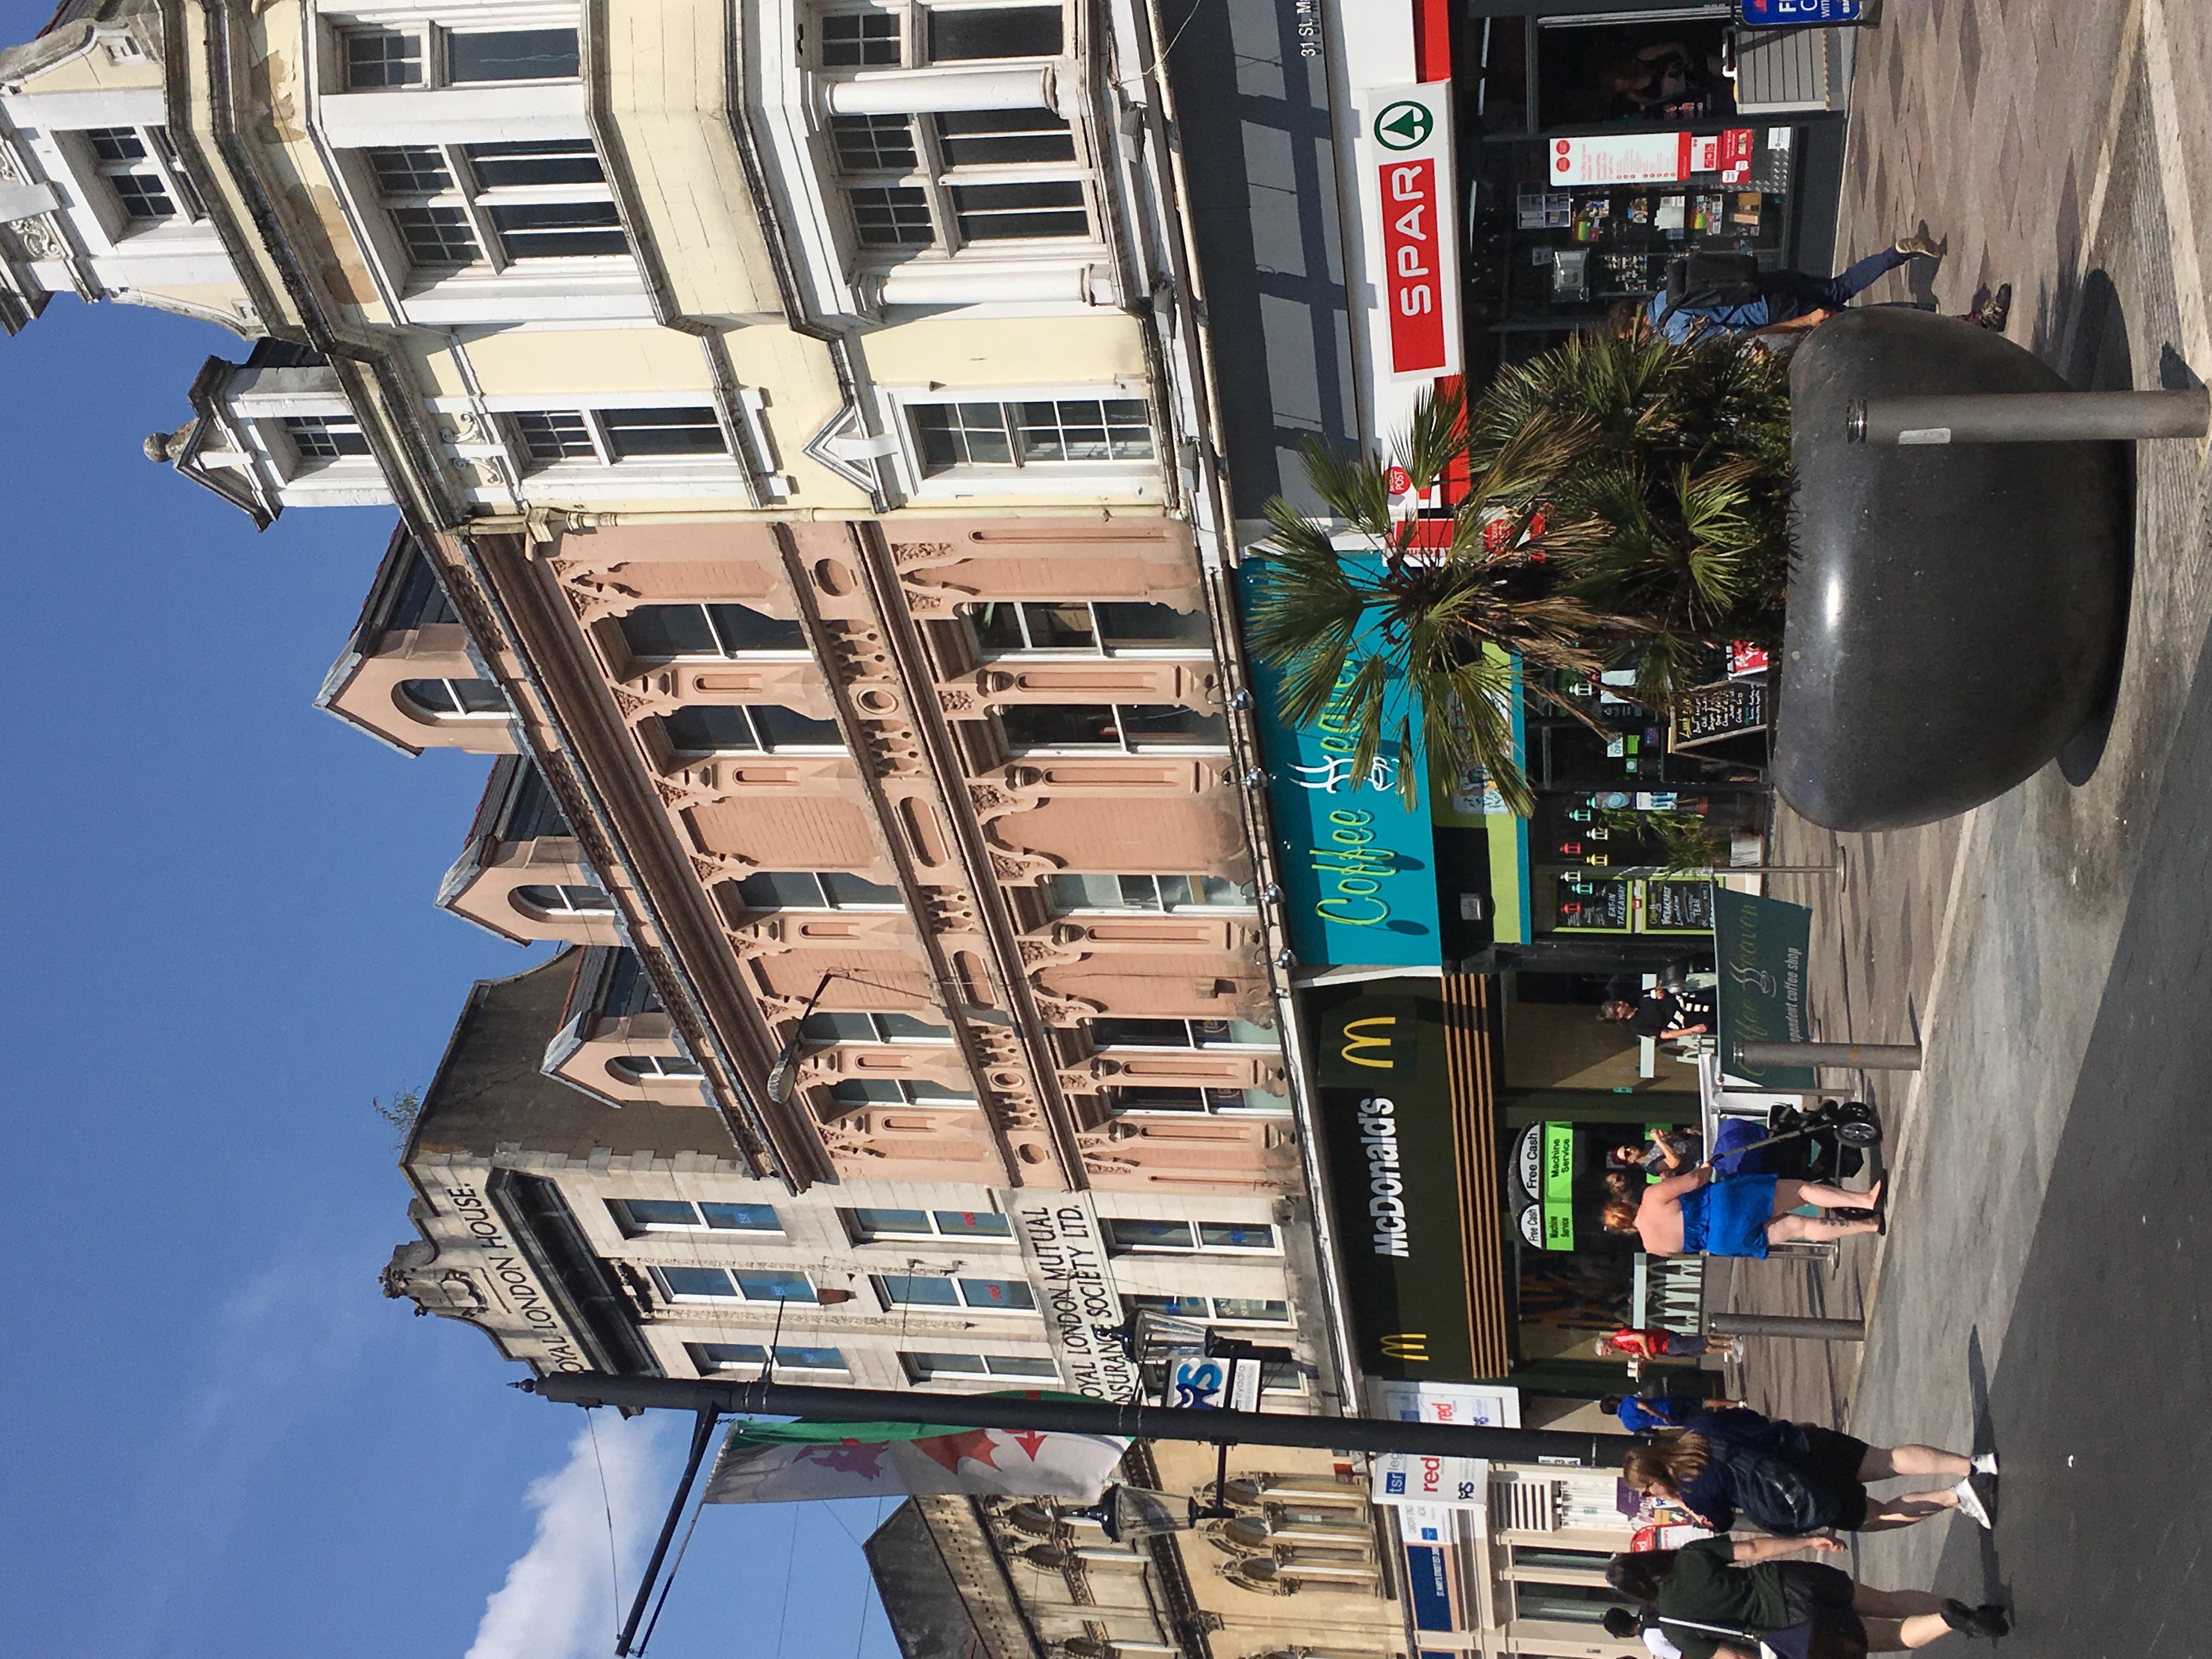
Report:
1621,1407,1997,1534
1602,1163,1882,1257
1605,1536,2011,1655
1645,236,2012,343
1597,1326,1745,1364
1604,1390,1742,1432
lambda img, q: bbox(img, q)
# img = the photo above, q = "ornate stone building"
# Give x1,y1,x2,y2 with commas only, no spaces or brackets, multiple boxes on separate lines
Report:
385,947,1331,1402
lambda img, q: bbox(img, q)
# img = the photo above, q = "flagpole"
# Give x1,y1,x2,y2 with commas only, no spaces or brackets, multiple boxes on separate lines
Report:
516,1373,1632,1465
614,1407,720,1657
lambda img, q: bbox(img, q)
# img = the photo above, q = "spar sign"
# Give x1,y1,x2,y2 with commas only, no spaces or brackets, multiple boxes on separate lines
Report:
1363,84,1460,379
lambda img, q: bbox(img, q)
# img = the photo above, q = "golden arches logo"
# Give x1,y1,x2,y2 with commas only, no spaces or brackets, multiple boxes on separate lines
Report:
1379,1331,1430,1362
1339,1015,1399,1070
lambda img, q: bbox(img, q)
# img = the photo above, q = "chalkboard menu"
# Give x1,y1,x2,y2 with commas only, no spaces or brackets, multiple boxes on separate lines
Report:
1671,679,1770,749
1556,877,1633,931
1644,878,1718,933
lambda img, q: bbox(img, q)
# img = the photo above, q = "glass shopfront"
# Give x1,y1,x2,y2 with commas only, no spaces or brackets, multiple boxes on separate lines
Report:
1455,3,1850,385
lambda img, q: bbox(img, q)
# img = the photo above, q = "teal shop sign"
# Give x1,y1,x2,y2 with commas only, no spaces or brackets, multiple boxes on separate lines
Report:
1238,556,1443,966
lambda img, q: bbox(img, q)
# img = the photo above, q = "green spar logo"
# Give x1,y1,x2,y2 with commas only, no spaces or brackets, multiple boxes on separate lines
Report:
1373,99,1434,151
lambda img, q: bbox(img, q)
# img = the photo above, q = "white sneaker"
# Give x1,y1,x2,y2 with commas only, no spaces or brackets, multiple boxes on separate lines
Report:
1971,1452,1999,1476
1951,1477,1993,1529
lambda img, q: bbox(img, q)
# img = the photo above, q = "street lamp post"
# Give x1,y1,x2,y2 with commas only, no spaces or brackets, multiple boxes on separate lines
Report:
516,1371,1626,1464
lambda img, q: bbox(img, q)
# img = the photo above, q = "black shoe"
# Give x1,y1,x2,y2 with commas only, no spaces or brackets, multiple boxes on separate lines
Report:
1941,1599,2010,1638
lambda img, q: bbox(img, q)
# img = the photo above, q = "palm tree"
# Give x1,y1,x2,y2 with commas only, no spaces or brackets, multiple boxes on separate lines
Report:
1471,315,1793,704
1244,315,1792,815
1242,385,1617,819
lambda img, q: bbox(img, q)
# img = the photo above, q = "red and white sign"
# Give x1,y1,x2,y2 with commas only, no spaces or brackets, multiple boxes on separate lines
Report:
1360,83,1460,381
1728,641,1771,677
1550,128,1757,187
1381,156,1448,372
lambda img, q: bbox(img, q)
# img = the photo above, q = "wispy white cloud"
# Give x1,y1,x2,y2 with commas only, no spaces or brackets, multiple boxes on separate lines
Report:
464,1413,670,1659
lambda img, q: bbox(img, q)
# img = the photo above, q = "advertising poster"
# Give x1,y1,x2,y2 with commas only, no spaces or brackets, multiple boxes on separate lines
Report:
1713,889,1815,1088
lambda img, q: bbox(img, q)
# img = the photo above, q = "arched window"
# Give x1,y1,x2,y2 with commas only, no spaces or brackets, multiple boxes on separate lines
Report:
397,676,507,718
513,883,614,916
611,1054,703,1079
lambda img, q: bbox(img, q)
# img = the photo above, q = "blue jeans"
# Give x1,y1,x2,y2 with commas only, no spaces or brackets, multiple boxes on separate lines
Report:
1762,246,1934,320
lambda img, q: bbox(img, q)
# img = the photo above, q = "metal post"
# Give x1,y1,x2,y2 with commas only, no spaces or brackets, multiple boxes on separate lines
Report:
616,1406,720,1656
1735,1040,1921,1071
1709,1313,1866,1342
517,1373,1625,1465
1846,387,2211,446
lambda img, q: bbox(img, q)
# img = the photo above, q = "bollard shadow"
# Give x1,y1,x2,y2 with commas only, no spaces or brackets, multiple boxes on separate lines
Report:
2056,269,2138,786
1905,219,1942,309
1963,1327,2010,1610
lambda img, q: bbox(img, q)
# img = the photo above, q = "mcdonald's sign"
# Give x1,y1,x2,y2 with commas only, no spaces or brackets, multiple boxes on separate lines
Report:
1312,980,1489,1380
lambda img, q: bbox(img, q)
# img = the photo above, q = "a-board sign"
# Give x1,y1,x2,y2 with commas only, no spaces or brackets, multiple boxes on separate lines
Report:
1645,878,1718,932
1671,679,1770,749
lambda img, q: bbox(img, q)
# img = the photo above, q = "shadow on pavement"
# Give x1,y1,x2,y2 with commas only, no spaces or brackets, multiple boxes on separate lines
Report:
1927,587,2212,1650
2056,269,2138,786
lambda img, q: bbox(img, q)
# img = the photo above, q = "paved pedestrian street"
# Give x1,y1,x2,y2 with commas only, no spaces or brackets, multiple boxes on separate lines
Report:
1734,3,2212,1646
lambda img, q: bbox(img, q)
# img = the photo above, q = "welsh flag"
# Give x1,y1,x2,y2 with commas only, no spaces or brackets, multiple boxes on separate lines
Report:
702,1409,1127,1505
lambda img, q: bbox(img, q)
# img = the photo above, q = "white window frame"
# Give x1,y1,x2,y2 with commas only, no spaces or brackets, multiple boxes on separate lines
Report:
1086,1015,1277,1049
831,1077,981,1108
611,1053,706,1079
829,105,1093,257
997,701,1227,755
1108,1084,1290,1118
808,2,1071,75
900,1349,1061,1382
874,1272,1038,1313
648,1265,816,1304
657,703,845,758
733,871,904,910
611,1198,784,1235
332,13,584,94
689,1342,850,1378
1101,1217,1282,1255
615,602,811,663
881,384,1160,501
801,1009,957,1042
274,413,381,480
1130,1293,1293,1326
963,599,1212,659
511,881,616,916
396,674,508,720
81,126,206,234
508,406,733,472
1046,874,1254,913
841,1205,1014,1243
362,138,625,276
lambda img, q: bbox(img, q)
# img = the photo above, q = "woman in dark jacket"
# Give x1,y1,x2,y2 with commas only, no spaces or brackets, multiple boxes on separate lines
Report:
1621,1407,1993,1533
1605,1538,2008,1655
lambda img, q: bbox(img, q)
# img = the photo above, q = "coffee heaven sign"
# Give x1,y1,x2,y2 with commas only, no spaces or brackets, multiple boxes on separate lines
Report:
1239,554,1443,967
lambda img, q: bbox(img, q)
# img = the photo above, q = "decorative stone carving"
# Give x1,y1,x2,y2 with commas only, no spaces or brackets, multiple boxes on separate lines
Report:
690,851,759,884
889,541,956,567
939,689,978,714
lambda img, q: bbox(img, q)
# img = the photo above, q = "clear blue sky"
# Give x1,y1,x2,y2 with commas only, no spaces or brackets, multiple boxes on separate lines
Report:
0,42,901,1657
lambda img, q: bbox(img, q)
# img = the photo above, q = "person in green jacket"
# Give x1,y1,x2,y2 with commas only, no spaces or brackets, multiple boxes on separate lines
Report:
1605,1535,2010,1656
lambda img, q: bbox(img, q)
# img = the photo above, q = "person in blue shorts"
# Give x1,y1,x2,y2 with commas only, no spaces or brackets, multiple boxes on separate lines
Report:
1601,1166,1883,1259
1604,1392,1742,1433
